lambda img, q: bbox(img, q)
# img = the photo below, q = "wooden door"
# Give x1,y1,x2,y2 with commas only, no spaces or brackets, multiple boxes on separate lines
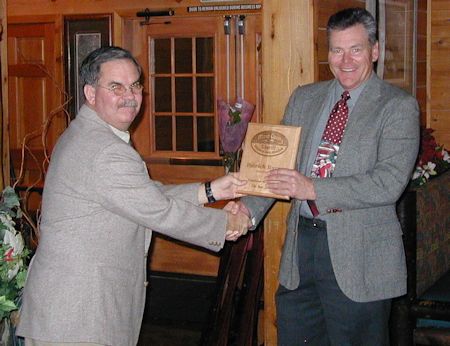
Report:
7,19,66,210
122,14,261,276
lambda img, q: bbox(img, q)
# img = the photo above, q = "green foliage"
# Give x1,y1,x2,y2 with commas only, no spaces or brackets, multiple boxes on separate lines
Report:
0,187,30,320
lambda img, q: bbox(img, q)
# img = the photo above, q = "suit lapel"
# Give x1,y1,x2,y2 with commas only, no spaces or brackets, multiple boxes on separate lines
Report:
334,74,383,175
296,82,333,174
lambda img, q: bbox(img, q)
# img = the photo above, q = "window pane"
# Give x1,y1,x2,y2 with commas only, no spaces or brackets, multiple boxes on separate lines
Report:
175,77,193,112
196,77,214,113
155,116,172,150
176,116,193,151
175,38,192,73
154,39,171,73
197,117,215,152
196,37,213,73
154,77,172,112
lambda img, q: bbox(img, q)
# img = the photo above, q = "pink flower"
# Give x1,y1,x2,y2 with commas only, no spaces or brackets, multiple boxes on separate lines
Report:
218,97,255,153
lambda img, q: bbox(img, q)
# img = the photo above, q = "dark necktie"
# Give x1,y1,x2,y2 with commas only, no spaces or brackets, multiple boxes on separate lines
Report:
308,91,350,216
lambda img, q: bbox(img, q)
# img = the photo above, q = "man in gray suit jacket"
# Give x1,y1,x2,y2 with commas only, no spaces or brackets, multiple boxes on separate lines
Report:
233,8,419,345
17,46,250,346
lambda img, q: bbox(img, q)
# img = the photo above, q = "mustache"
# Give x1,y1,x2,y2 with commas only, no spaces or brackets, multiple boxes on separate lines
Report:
119,100,138,108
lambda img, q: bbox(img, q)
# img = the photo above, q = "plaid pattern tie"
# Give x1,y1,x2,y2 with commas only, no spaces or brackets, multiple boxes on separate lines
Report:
308,91,350,216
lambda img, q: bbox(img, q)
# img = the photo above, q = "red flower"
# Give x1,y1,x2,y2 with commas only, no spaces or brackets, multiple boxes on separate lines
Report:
417,128,441,165
4,247,14,262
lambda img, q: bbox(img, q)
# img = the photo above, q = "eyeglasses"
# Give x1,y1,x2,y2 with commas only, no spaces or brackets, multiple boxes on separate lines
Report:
97,82,144,96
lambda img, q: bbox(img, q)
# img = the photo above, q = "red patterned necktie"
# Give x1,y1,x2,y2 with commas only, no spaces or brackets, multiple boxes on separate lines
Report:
308,91,350,217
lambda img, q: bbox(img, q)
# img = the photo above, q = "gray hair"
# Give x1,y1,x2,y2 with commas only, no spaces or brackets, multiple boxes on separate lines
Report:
79,46,142,87
327,8,378,46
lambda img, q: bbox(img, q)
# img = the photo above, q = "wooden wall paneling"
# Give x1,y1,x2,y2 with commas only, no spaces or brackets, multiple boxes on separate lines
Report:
262,1,315,344
428,0,450,147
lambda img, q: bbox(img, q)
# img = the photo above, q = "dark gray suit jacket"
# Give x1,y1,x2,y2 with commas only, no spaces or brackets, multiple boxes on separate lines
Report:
242,74,419,302
17,105,227,345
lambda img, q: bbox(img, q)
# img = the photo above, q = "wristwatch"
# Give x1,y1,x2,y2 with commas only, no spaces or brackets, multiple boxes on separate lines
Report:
205,181,216,203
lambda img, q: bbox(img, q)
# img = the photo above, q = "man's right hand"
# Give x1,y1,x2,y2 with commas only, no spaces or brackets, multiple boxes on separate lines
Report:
224,201,252,241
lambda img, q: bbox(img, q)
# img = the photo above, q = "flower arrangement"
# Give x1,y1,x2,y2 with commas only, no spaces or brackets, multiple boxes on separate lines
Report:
218,97,255,173
411,127,450,188
0,187,29,321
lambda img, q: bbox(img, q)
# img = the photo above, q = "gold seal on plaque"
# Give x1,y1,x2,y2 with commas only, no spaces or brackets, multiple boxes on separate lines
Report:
251,131,288,156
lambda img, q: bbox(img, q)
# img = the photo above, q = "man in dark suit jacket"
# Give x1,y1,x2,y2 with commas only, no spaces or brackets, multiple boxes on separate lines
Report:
17,46,249,346
234,8,419,345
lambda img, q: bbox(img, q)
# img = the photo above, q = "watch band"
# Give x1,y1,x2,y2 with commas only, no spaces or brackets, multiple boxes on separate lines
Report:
205,181,216,203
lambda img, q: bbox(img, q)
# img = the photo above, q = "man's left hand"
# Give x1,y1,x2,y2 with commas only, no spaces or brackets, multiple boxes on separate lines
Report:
264,168,316,200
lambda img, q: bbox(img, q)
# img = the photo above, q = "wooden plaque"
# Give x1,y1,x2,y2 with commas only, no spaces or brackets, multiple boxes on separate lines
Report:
237,123,301,199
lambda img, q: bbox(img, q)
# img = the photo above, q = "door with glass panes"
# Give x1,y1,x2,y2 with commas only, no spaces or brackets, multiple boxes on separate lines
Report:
123,14,261,275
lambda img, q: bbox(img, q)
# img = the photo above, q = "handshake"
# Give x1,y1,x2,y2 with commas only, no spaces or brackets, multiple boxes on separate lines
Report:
204,173,253,242
224,201,252,242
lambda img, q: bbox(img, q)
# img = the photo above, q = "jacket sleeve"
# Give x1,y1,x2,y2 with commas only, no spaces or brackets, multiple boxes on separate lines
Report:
91,143,227,252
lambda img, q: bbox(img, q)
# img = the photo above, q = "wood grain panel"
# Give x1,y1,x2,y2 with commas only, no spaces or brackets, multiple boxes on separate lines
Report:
430,10,450,36
431,37,450,55
429,0,450,11
429,2,450,147
429,110,450,147
262,1,315,344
